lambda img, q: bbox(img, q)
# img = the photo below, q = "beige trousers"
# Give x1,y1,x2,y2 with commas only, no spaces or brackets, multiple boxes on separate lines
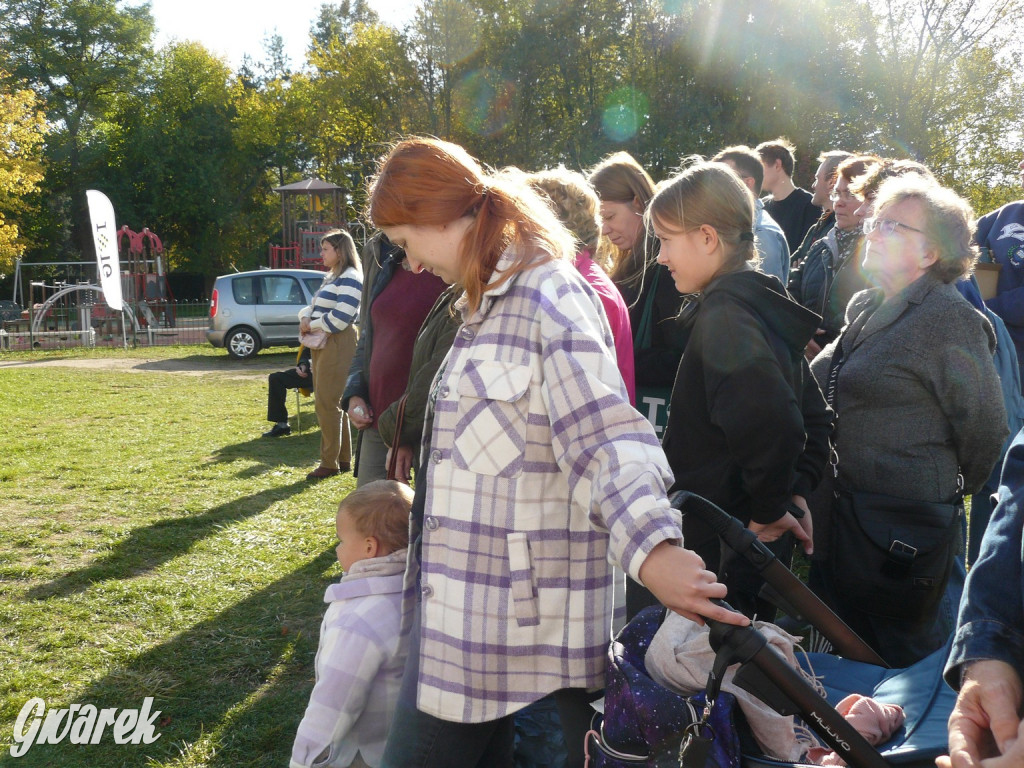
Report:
311,325,357,469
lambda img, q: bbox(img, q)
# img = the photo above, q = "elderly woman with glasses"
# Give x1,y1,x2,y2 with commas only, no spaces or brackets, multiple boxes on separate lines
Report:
809,175,1008,667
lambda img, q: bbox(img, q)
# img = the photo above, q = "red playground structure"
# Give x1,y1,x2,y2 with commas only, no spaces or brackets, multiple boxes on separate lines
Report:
268,178,347,270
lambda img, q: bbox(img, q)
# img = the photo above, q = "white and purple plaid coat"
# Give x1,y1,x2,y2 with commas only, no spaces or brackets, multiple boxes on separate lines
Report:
415,248,681,724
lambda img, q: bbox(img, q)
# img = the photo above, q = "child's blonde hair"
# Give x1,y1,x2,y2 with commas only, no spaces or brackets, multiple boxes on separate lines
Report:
337,480,412,554
646,161,759,275
527,167,602,255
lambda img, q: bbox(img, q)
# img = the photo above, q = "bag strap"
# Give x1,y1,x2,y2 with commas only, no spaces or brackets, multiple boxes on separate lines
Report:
386,394,409,481
634,264,661,351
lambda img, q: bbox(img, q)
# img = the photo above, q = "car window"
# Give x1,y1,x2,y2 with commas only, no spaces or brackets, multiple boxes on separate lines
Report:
231,276,257,305
260,276,304,305
303,277,323,297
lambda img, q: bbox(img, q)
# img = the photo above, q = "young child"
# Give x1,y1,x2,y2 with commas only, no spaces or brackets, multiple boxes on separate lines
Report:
290,480,412,768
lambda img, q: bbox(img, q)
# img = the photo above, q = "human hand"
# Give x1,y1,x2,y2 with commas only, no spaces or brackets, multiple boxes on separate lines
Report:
347,396,373,430
638,541,750,627
804,330,825,361
749,509,812,555
937,660,1023,768
391,445,414,485
295,364,310,378
300,317,312,333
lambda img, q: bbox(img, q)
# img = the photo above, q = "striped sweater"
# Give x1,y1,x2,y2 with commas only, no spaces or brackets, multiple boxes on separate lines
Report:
299,266,362,334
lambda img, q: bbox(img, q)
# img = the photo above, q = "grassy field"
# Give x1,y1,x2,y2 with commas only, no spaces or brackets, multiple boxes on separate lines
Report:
0,346,357,767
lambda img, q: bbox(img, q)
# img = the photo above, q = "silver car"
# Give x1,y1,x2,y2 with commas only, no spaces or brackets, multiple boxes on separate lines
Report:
207,268,327,359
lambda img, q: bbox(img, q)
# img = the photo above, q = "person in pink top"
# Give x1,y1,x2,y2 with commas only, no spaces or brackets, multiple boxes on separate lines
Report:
528,167,637,404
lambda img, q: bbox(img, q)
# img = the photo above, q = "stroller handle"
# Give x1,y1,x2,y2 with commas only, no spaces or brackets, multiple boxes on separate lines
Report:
704,600,891,768
672,491,889,668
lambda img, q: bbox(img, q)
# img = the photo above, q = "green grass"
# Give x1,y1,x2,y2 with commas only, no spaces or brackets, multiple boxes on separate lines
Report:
0,346,357,767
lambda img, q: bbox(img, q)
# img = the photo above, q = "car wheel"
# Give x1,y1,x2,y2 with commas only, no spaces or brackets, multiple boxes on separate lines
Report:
225,327,261,359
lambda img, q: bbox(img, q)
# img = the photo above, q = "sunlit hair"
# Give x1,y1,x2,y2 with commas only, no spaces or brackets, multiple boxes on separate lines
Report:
873,176,977,283
337,479,412,555
756,137,797,178
366,137,572,314
527,167,602,255
587,151,656,285
712,145,764,196
816,150,854,187
320,228,362,280
646,161,759,278
851,158,934,200
836,154,880,186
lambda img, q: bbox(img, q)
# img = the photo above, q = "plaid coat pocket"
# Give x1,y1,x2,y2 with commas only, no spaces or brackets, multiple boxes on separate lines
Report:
453,359,531,478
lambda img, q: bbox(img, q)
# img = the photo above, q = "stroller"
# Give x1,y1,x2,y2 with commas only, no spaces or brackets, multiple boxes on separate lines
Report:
585,492,956,768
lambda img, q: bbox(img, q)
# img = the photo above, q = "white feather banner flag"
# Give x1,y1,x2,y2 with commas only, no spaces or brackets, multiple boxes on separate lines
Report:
86,189,123,311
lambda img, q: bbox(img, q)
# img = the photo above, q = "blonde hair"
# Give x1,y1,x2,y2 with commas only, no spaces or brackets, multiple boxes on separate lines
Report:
873,176,977,283
527,167,602,254
320,228,361,280
646,161,759,275
337,480,412,554
366,138,573,315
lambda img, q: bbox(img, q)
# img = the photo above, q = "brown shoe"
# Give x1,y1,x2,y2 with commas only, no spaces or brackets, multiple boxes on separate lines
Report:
306,465,340,480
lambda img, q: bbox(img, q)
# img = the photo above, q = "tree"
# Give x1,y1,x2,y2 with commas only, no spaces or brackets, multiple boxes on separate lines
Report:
0,0,153,256
861,0,1024,202
301,21,424,218
411,0,482,140
309,0,381,51
99,42,257,274
0,75,47,275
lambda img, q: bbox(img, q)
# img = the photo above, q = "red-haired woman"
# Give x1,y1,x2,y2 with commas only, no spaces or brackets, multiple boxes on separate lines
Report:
366,138,747,768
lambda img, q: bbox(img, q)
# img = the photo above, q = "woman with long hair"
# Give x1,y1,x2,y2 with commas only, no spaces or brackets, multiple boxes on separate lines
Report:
588,152,688,390
648,161,831,620
366,138,747,768
298,229,361,480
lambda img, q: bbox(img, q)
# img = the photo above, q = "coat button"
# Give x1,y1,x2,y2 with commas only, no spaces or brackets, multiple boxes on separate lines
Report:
431,449,442,464
421,584,434,599
425,516,439,531
439,385,449,398
460,327,475,340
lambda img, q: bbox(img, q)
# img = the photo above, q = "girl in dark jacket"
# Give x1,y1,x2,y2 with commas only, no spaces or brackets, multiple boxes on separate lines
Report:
648,161,832,620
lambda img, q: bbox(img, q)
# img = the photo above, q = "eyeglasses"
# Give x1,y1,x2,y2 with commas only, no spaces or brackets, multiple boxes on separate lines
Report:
862,217,925,236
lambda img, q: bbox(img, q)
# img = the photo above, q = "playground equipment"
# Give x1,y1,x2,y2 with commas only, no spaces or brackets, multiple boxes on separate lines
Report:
4,225,172,350
269,178,346,269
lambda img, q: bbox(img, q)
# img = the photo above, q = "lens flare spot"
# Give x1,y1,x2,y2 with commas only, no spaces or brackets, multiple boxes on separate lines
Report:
455,69,515,137
602,87,649,142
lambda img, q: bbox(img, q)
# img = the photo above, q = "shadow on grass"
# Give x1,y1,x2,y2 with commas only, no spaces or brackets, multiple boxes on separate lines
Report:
26,480,310,600
7,550,337,768
132,351,296,374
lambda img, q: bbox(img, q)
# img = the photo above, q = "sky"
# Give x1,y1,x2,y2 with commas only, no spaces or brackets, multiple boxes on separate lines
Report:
149,0,419,70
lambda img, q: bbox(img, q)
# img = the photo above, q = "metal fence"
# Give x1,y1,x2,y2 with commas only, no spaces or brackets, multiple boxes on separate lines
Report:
0,299,212,352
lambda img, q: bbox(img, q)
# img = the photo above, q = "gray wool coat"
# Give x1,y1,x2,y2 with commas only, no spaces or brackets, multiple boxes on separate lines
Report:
811,272,1008,502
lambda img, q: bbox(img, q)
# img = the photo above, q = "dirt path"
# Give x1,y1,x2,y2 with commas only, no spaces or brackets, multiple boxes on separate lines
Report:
0,355,284,379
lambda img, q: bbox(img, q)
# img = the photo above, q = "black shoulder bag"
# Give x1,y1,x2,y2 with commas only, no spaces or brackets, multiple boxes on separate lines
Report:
825,340,963,622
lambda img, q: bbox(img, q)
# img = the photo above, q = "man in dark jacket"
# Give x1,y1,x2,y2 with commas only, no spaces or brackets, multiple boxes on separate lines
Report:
789,150,852,270
789,154,878,358
757,138,822,254
976,158,1024,386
